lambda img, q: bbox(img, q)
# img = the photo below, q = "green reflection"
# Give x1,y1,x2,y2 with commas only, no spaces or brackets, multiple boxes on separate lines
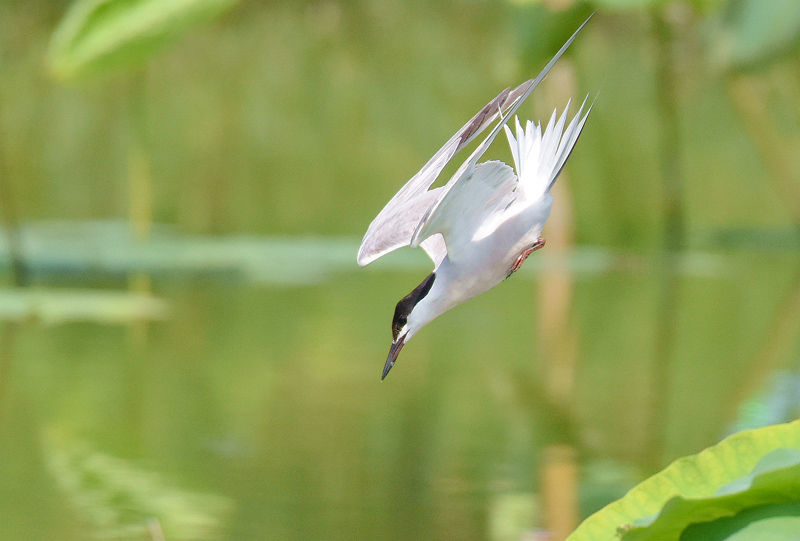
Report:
44,436,233,540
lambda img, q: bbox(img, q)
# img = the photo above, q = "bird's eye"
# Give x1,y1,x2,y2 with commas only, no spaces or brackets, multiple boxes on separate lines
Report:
392,317,406,341
391,272,435,341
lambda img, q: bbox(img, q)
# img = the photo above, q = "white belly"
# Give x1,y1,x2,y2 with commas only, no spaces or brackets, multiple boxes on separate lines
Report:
436,194,553,305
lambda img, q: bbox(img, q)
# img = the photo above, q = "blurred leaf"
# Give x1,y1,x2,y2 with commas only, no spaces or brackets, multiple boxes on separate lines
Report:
0,221,734,285
489,492,540,541
567,420,800,540
708,0,800,71
48,0,237,81
507,0,664,8
0,287,170,324
728,371,800,435
589,0,662,9
509,3,594,73
45,437,233,540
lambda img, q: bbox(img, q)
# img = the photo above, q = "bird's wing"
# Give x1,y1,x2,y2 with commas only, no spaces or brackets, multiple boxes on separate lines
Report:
417,160,519,261
357,13,593,267
419,234,447,267
357,187,444,266
409,14,593,250
356,87,520,267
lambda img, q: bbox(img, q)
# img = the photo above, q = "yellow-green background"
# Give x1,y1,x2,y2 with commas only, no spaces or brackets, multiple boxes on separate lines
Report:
1,0,799,539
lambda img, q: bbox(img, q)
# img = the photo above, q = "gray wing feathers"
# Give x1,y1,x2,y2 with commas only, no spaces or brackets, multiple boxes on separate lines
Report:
410,14,593,249
357,187,444,266
357,88,520,267
358,13,593,266
420,234,447,267
419,161,518,260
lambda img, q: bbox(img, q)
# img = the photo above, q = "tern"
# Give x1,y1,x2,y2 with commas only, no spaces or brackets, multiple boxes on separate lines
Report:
358,15,594,380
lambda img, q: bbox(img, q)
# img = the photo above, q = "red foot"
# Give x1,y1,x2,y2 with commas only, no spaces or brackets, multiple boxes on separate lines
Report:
507,238,545,277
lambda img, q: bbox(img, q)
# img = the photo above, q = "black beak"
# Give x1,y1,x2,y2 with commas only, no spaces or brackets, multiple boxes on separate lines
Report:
382,337,406,380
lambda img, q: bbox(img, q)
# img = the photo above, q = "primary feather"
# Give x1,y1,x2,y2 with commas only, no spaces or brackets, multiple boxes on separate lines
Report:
357,14,594,268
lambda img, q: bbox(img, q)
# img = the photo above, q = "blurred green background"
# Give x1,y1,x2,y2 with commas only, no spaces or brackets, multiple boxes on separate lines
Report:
1,0,800,539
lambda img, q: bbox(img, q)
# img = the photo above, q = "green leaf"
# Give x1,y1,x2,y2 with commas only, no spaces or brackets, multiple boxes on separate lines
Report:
0,288,170,324
48,0,237,81
723,515,800,540
566,420,800,541
681,502,800,540
622,448,800,539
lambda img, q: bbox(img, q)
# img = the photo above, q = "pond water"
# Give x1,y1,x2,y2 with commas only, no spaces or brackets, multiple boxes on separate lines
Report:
1,228,798,540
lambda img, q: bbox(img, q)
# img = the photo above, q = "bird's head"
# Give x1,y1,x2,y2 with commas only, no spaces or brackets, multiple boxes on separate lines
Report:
382,272,437,380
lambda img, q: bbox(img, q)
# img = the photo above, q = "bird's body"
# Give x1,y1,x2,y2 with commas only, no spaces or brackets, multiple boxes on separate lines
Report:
359,16,594,379
409,173,554,333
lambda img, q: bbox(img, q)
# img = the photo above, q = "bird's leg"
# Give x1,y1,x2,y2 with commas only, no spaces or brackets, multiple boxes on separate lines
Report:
507,238,545,277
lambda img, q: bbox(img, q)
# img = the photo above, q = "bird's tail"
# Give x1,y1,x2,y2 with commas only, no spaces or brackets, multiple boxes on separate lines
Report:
503,97,592,200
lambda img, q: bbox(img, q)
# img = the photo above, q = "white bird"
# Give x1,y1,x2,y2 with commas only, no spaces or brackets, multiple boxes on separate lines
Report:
358,16,594,380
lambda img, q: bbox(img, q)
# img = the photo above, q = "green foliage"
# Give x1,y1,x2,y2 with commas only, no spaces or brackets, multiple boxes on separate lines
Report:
708,0,800,70
624,448,800,539
589,0,663,10
681,504,800,540
567,421,800,540
735,516,800,541
48,0,237,81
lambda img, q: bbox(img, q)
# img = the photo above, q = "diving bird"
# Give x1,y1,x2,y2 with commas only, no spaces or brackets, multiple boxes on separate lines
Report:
358,15,593,380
